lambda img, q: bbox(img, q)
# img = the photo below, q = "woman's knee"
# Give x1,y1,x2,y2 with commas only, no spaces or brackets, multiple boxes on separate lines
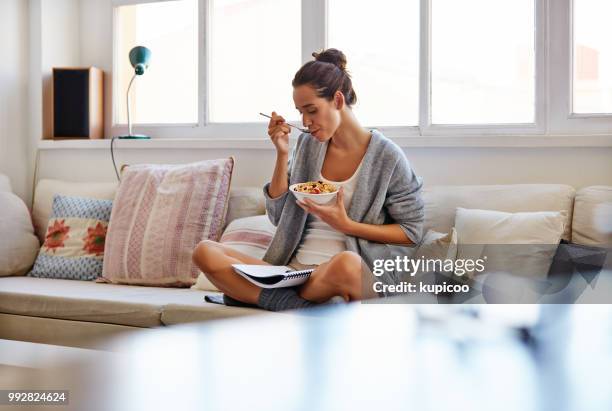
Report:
324,251,363,287
192,240,221,270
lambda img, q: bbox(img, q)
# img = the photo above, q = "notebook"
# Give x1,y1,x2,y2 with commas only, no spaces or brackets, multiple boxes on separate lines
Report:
232,264,315,288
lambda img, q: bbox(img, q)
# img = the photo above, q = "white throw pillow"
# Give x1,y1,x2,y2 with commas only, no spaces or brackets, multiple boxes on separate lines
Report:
0,192,40,276
454,208,566,279
192,215,276,292
572,186,612,246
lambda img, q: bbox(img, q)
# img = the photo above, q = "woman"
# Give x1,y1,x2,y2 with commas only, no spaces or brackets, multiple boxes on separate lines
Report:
193,49,424,311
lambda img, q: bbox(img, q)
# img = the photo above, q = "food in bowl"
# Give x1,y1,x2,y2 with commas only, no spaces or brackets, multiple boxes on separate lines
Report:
293,181,337,194
289,181,339,205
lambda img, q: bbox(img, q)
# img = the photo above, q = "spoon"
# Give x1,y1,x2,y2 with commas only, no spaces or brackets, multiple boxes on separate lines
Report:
259,112,309,133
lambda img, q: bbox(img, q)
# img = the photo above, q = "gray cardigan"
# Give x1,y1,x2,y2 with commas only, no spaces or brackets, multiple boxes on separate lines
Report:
262,129,424,281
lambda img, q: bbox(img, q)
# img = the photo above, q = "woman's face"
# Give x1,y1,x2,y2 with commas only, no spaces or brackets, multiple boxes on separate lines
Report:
293,84,341,142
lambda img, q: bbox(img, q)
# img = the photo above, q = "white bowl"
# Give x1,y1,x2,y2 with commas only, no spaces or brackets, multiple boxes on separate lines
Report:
289,183,338,205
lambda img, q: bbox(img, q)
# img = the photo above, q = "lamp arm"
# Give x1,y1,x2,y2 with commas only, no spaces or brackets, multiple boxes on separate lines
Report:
126,73,137,136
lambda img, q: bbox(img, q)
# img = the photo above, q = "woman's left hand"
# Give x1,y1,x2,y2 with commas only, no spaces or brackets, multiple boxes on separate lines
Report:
297,187,353,233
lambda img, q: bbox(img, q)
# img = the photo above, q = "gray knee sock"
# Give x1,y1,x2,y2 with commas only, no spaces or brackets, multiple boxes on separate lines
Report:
258,287,317,311
223,294,258,308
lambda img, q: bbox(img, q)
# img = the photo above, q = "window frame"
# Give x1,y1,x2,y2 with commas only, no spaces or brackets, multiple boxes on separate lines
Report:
109,0,612,142
420,0,546,137
111,0,205,135
548,0,612,134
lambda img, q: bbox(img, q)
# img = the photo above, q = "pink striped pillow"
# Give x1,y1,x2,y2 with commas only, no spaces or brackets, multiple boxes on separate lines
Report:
219,215,276,259
101,158,234,287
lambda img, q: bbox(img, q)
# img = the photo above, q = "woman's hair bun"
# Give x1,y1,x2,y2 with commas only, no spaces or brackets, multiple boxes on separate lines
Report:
312,48,347,72
294,47,357,107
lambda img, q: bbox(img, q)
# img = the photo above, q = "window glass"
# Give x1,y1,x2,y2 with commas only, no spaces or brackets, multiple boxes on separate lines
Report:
431,0,535,124
328,0,419,126
115,0,198,124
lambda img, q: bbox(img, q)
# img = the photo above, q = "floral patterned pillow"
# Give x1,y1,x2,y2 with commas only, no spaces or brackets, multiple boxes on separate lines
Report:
28,195,113,280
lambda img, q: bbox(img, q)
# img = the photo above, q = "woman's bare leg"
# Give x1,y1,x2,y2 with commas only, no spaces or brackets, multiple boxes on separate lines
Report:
298,251,376,303
194,244,376,306
192,240,270,304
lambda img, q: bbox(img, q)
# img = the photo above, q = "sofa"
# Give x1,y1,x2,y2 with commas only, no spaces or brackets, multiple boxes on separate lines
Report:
1,174,611,349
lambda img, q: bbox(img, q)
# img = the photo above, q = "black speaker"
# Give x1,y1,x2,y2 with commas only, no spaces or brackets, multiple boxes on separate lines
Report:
53,67,103,139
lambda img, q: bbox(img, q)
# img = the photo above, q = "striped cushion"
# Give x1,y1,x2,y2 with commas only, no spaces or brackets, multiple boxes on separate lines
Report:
102,158,234,287
220,215,276,259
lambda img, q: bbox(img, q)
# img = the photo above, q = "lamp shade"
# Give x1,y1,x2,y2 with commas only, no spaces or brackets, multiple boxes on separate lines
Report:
129,46,151,75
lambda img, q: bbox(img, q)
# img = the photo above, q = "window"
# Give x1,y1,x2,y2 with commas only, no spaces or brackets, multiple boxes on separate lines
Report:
209,0,301,123
114,0,198,125
109,0,612,140
328,0,419,127
573,0,612,114
431,0,535,124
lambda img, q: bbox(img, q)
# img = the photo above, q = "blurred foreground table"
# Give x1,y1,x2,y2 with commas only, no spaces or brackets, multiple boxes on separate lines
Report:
6,303,612,411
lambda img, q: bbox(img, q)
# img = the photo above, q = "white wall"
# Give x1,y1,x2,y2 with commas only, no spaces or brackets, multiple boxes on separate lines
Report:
40,0,81,139
79,0,113,139
23,0,82,205
37,144,612,190
0,0,30,202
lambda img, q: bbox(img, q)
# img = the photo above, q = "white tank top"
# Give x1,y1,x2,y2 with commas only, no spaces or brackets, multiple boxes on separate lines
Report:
295,160,363,265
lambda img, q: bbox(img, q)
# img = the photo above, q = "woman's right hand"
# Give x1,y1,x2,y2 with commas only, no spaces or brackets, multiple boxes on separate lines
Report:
267,111,290,156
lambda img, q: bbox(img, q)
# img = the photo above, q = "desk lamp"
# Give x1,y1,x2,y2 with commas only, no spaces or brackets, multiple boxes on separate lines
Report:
117,46,151,139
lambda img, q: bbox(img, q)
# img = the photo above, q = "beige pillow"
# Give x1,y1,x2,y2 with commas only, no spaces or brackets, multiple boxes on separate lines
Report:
32,179,117,243
454,208,566,278
224,187,266,228
572,186,612,246
0,192,40,276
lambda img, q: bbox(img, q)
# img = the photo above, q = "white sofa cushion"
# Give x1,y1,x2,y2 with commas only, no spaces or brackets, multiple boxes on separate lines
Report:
0,312,143,349
0,192,40,276
32,179,117,243
422,184,575,242
572,186,612,246
0,277,262,328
